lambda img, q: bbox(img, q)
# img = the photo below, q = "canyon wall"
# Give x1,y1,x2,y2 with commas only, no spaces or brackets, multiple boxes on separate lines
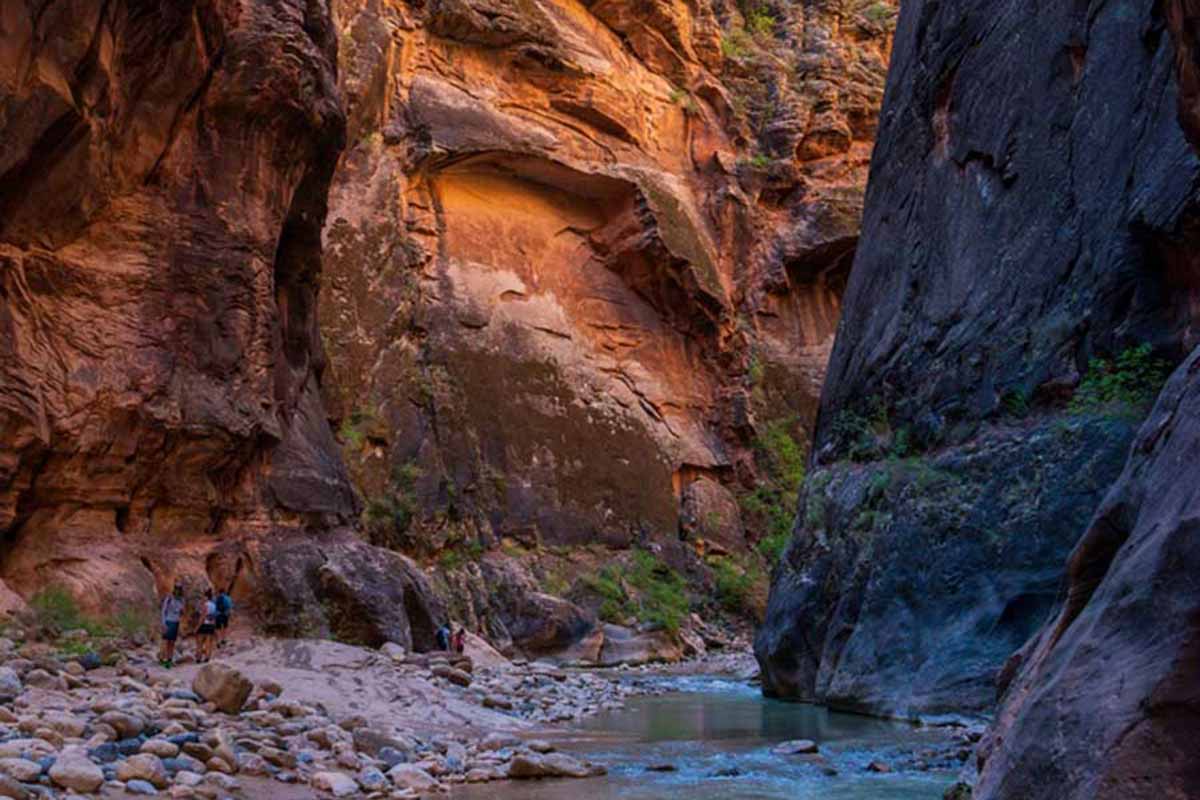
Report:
757,0,1200,718
0,0,901,658
970,3,1200,797
317,0,896,648
0,0,442,649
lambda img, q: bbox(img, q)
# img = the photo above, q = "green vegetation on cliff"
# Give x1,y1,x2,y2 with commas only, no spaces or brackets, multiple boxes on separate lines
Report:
1069,344,1171,416
582,550,690,633
740,416,806,565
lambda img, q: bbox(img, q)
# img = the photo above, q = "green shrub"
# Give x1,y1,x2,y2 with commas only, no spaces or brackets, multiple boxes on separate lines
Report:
583,551,690,633
1001,389,1031,418
711,558,760,616
438,538,485,570
755,530,790,566
830,409,876,460
111,606,155,639
746,8,776,37
599,598,625,624
29,586,141,638
862,1,896,23
30,587,97,634
1069,344,1171,415
757,417,806,495
739,417,807,566
721,29,752,59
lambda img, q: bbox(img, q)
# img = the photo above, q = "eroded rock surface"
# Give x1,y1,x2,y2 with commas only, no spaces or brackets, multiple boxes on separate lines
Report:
0,0,899,656
757,0,1200,717
0,1,355,621
971,345,1200,799
320,0,897,582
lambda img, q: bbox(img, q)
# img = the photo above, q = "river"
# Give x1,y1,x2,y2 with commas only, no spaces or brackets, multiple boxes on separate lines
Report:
452,676,963,799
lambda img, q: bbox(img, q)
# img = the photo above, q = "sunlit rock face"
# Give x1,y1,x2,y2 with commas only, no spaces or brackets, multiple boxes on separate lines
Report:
0,0,898,649
320,0,896,560
757,0,1200,719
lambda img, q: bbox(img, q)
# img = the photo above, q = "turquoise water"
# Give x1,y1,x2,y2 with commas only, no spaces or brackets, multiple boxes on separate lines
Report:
453,677,961,799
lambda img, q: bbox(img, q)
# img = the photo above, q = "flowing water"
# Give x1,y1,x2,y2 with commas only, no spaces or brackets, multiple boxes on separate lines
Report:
453,677,961,799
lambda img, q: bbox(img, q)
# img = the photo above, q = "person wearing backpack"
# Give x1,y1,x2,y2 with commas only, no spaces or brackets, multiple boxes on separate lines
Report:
194,588,218,663
215,587,233,649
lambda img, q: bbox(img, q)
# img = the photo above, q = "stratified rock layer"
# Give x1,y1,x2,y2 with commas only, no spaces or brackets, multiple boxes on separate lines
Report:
757,0,1200,716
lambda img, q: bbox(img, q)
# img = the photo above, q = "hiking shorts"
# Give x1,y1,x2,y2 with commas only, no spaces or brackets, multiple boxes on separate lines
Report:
215,614,229,630
198,623,216,636
162,621,180,642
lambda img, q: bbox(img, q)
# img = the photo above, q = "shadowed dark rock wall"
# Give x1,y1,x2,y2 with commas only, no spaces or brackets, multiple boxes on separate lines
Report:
970,3,1200,797
757,0,1200,719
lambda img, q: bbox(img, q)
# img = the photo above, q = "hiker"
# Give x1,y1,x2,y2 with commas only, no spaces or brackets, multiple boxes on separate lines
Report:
159,582,185,668
195,588,218,663
436,622,451,651
215,587,233,649
451,626,466,655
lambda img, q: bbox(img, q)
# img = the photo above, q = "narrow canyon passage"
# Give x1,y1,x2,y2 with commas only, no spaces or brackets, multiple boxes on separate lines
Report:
0,0,1198,799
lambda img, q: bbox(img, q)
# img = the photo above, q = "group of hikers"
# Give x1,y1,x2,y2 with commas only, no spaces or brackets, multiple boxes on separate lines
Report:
159,581,471,667
158,581,234,668
436,622,467,654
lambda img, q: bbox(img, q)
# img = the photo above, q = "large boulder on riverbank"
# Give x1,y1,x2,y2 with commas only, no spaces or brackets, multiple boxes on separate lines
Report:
193,663,254,714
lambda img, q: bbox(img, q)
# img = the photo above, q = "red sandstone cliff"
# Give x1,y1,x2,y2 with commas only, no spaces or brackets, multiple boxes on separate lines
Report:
0,0,896,654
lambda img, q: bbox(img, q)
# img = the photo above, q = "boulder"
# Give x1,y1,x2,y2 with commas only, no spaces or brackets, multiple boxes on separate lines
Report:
379,642,406,661
597,624,682,667
117,753,169,789
0,758,42,781
0,773,28,800
310,771,359,797
48,751,104,793
387,763,439,791
0,670,21,701
125,779,158,795
192,663,253,714
430,664,471,687
98,711,146,739
462,633,510,671
771,739,819,755
507,752,595,779
482,694,513,710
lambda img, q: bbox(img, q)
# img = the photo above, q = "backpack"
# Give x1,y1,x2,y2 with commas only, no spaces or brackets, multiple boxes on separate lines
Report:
216,593,233,615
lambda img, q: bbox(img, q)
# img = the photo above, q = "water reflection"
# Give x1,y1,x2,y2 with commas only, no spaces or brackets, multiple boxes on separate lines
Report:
452,678,959,800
